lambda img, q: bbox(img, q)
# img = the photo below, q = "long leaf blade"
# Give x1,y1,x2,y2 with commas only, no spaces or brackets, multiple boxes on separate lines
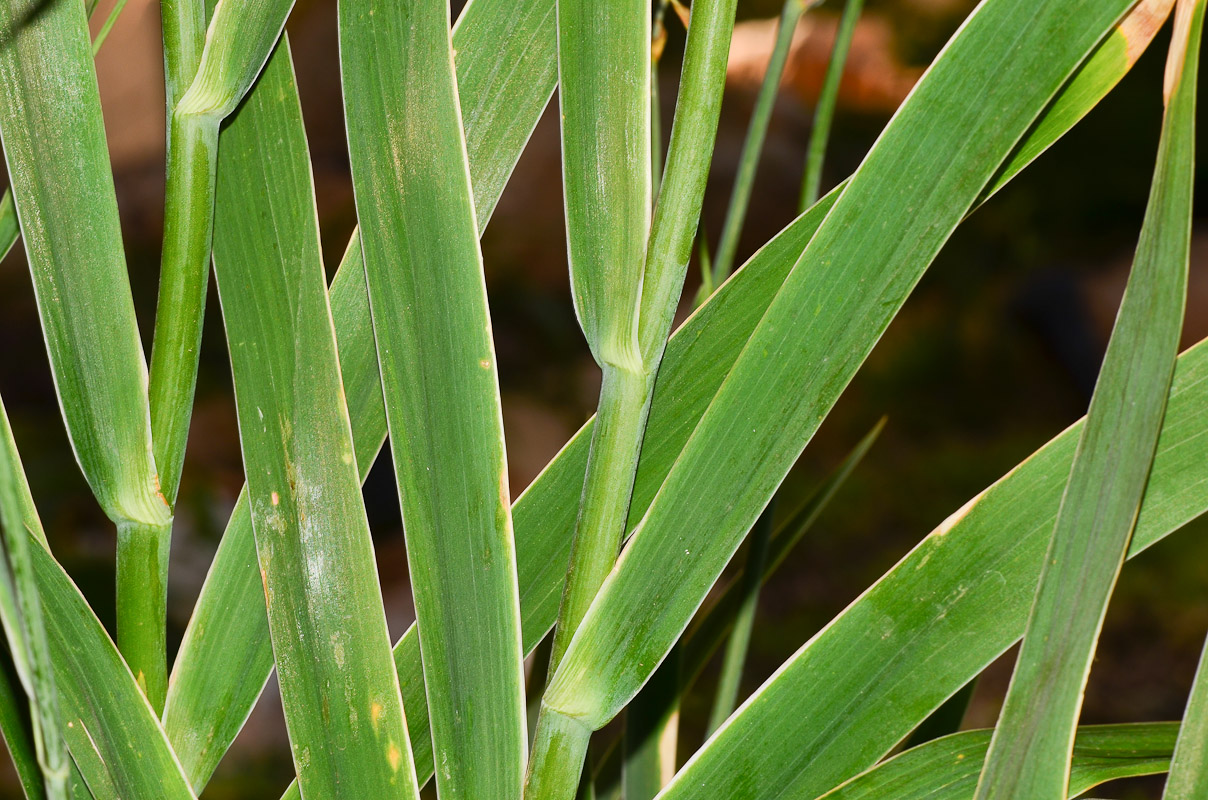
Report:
560,0,650,370
162,0,557,788
211,36,418,799
339,2,526,798
657,332,1208,800
172,1,1163,787
976,2,1198,797
543,0,1137,732
822,724,1176,800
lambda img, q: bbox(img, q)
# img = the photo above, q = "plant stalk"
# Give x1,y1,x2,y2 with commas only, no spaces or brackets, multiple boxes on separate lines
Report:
525,706,593,800
710,0,805,287
115,519,172,713
148,112,220,508
549,365,655,671
799,0,862,211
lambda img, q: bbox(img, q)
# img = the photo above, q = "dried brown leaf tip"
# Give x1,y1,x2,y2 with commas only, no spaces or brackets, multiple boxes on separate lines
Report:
1164,0,1201,104
1121,0,1178,69
670,0,690,29
652,17,668,62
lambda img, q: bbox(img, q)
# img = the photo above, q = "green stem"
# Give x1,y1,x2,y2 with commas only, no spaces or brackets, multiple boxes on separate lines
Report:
710,0,804,286
116,520,172,714
706,498,774,734
549,366,655,671
525,706,593,800
799,0,862,211
148,113,219,509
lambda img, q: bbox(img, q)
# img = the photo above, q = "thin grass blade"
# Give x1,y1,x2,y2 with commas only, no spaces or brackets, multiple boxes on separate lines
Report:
174,2,1159,789
163,0,557,789
975,3,1198,796
656,331,1208,800
210,36,418,798
822,724,1176,800
799,0,862,210
339,2,526,798
0,412,194,798
0,401,66,799
0,0,173,709
542,0,1137,740
1165,636,1208,798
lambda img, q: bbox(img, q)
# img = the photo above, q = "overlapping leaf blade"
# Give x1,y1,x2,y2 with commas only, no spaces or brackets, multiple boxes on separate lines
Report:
210,37,418,799
339,2,526,798
822,724,1176,800
163,0,557,788
656,330,1208,800
173,2,1167,787
543,0,1137,735
976,1,1199,796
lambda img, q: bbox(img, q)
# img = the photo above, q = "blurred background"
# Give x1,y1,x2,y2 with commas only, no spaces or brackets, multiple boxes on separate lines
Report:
1,0,1206,796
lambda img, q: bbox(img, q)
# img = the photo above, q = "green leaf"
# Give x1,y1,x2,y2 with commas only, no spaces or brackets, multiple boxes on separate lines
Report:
0,0,167,530
800,0,862,210
542,0,1137,736
559,0,650,371
0,400,67,799
0,409,193,799
0,0,173,710
821,724,1176,800
163,0,557,789
210,36,418,798
657,334,1208,800
339,2,526,798
1166,637,1208,798
173,0,1159,789
976,0,1198,794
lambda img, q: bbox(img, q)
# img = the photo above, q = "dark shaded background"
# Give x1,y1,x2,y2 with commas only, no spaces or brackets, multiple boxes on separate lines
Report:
1,0,1206,796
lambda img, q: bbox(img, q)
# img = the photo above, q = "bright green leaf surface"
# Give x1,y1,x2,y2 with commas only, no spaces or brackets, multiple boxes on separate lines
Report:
823,724,1175,800
559,0,650,371
0,0,168,530
163,0,557,788
657,332,1208,800
543,0,1136,732
210,37,418,799
339,2,526,798
976,1,1199,796
174,0,1158,790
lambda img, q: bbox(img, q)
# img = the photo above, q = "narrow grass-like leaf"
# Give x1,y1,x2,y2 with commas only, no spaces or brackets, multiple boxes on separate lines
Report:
175,2,1157,787
709,0,809,287
0,0,173,709
658,332,1208,800
211,37,418,798
532,1,737,791
149,0,296,519
164,0,556,788
339,3,525,799
0,400,66,799
542,0,1137,745
822,724,1176,800
0,0,139,268
559,0,650,371
1165,637,1208,798
0,410,194,798
799,0,862,210
975,4,1197,796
